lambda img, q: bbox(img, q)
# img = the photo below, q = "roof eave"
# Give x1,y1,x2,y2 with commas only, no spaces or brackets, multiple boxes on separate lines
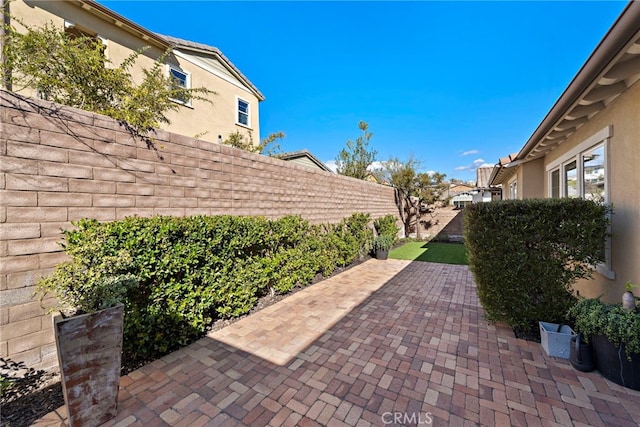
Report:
515,1,640,162
72,0,169,49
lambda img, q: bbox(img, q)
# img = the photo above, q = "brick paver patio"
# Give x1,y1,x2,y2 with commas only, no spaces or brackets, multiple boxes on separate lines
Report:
36,259,640,426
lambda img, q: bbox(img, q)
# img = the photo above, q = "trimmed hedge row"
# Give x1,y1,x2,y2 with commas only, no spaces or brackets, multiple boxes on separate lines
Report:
42,213,375,365
464,198,610,334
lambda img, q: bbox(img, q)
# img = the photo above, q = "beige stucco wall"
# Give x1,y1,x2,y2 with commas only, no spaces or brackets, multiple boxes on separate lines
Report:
520,158,545,199
7,0,259,145
163,51,260,144
510,82,640,302
555,83,639,302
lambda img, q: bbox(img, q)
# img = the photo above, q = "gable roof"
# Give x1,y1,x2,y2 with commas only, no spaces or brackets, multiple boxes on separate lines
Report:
68,1,263,101
490,1,640,185
475,166,495,188
162,35,265,101
278,150,333,172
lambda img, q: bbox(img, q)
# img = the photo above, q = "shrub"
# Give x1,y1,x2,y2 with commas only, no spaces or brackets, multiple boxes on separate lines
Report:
374,215,400,242
568,298,640,357
464,198,610,335
38,213,373,366
372,235,395,251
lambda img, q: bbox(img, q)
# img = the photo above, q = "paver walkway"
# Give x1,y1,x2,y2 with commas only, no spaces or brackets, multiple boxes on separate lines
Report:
36,260,640,426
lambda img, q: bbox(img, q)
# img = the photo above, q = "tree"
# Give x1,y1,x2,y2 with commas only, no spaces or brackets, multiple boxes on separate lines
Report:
1,20,214,135
383,156,448,238
335,121,378,179
223,130,285,156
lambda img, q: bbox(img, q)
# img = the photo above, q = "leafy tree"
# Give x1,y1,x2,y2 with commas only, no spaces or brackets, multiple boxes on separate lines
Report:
223,130,285,156
383,156,448,238
335,121,378,179
1,19,214,135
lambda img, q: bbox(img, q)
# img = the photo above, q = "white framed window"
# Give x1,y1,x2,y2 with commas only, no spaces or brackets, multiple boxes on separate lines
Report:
64,21,107,56
545,125,613,278
237,97,250,127
508,178,517,200
168,65,191,106
550,168,560,199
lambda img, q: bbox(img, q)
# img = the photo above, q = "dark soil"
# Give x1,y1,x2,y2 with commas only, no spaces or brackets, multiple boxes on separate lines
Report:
513,324,542,343
0,256,371,427
1,381,64,427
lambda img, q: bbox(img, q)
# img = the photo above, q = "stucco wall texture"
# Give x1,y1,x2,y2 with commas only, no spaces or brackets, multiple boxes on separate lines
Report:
0,91,400,370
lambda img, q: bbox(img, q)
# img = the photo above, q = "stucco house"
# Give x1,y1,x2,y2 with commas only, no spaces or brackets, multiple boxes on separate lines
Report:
472,166,501,203
2,0,264,145
489,1,640,302
278,150,333,172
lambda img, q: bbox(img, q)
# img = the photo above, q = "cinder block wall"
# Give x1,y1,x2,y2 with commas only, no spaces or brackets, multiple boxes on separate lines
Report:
0,90,400,371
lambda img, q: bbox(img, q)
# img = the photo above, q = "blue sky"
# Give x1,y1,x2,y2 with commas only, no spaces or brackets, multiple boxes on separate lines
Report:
100,1,627,182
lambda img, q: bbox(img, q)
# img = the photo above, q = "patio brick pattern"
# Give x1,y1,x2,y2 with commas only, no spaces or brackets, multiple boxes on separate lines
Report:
35,259,640,426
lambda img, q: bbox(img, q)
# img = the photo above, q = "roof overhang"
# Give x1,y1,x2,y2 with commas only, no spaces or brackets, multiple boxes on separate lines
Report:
71,0,169,49
163,36,265,101
72,2,265,101
490,1,640,186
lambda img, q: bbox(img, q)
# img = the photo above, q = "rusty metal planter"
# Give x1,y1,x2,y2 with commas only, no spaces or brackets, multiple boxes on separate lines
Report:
54,304,124,427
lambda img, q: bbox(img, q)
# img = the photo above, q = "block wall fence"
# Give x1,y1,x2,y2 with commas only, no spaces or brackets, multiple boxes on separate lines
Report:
0,90,400,371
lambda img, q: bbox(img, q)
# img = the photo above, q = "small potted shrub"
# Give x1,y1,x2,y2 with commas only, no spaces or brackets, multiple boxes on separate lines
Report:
372,235,395,260
567,291,640,391
36,248,137,427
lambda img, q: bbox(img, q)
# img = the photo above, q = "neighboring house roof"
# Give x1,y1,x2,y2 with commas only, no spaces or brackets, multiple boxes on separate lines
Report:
449,183,474,194
278,150,333,172
475,166,494,188
162,35,265,101
67,1,263,101
490,1,640,185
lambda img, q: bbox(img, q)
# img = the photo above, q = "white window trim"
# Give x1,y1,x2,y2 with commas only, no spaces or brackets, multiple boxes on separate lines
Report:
64,20,108,59
236,96,251,129
508,176,517,200
167,64,192,107
545,125,614,279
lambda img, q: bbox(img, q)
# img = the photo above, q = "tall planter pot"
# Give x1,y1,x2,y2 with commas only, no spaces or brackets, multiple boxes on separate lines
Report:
54,304,125,427
591,334,640,391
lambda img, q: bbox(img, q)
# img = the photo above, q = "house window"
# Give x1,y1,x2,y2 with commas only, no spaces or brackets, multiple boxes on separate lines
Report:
583,144,605,202
564,160,578,198
64,20,106,54
550,169,560,199
545,126,612,278
509,179,517,200
168,65,191,106
237,98,249,127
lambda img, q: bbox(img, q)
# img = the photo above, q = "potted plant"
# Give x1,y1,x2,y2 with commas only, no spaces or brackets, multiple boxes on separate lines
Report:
567,290,640,391
36,249,137,427
372,235,395,260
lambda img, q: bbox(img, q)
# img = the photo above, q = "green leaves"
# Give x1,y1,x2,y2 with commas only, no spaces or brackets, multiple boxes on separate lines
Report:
2,20,214,135
38,213,374,365
336,121,378,179
464,198,610,334
568,298,640,357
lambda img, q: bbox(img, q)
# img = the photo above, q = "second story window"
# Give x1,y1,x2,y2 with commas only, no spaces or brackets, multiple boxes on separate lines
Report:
237,98,249,127
168,65,191,106
64,21,106,54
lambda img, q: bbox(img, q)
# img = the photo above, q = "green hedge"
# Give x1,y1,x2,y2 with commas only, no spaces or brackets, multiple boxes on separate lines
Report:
464,198,610,334
41,213,373,366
